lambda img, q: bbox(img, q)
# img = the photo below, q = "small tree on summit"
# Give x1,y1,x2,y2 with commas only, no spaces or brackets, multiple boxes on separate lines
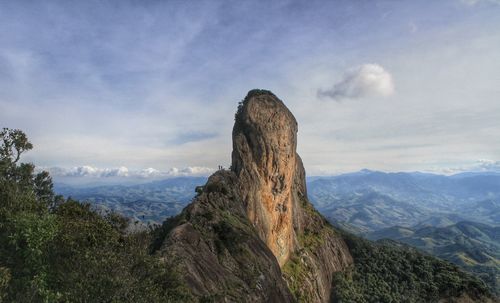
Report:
0,128,33,164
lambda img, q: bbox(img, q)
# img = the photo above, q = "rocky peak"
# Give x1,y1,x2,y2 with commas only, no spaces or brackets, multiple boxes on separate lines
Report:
231,89,299,265
159,89,352,302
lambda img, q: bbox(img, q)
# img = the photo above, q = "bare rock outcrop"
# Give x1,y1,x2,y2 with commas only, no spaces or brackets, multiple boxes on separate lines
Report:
158,89,353,302
232,91,299,265
158,171,294,302
232,90,353,302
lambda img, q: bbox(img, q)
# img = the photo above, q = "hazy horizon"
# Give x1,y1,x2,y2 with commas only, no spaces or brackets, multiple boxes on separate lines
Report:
47,165,500,187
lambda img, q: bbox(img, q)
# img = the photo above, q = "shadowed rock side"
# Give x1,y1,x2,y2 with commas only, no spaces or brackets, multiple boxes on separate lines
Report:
157,90,352,302
159,171,294,302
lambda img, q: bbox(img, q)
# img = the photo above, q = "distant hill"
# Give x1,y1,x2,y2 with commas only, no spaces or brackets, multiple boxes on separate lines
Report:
367,221,500,296
55,177,206,225
311,189,431,233
308,170,500,232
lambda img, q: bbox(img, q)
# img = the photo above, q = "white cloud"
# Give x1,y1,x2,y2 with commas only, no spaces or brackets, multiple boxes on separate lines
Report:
472,159,500,171
318,64,395,101
137,168,162,178
43,165,214,180
166,166,215,177
48,166,129,178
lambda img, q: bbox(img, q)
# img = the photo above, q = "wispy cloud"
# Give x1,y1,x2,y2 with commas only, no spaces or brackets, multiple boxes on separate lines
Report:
318,64,395,101
169,131,218,145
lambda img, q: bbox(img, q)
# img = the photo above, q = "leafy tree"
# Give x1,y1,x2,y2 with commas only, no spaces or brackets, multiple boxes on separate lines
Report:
0,128,192,302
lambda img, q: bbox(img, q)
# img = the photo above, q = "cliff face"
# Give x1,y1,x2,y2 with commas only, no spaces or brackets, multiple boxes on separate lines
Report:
232,91,353,302
158,90,353,302
159,171,294,302
231,92,299,265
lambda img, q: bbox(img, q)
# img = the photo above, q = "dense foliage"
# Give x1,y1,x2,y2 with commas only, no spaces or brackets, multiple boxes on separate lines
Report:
332,233,492,303
0,128,192,302
367,222,500,296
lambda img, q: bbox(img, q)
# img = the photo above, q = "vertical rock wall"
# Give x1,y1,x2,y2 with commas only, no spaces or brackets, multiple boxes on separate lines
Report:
232,91,298,265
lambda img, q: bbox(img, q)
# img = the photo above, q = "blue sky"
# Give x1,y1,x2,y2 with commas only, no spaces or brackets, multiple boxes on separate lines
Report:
1,0,500,181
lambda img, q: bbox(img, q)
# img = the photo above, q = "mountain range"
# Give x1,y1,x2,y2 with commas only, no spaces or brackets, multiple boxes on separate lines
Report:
55,177,205,225
56,170,500,231
308,169,500,232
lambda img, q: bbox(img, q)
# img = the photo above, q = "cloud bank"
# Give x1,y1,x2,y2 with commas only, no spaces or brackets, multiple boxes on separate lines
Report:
459,159,500,173
319,64,395,101
431,159,500,175
44,165,214,180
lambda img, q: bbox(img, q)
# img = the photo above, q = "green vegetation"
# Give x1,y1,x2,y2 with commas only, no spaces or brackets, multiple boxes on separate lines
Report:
367,222,500,296
0,128,192,302
282,255,310,301
332,233,492,303
282,195,332,302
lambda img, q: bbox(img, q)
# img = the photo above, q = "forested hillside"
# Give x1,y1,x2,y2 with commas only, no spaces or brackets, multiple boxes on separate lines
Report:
367,221,500,295
333,234,492,303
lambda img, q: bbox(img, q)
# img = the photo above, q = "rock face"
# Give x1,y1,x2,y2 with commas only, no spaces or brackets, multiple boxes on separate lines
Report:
158,171,294,302
232,91,299,265
158,90,353,302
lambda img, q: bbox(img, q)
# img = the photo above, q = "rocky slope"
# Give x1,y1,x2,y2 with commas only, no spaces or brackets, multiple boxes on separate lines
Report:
156,90,352,302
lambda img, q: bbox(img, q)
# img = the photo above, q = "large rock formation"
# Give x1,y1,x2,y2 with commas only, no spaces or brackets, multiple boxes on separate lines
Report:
232,91,353,302
157,90,352,302
232,91,299,265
